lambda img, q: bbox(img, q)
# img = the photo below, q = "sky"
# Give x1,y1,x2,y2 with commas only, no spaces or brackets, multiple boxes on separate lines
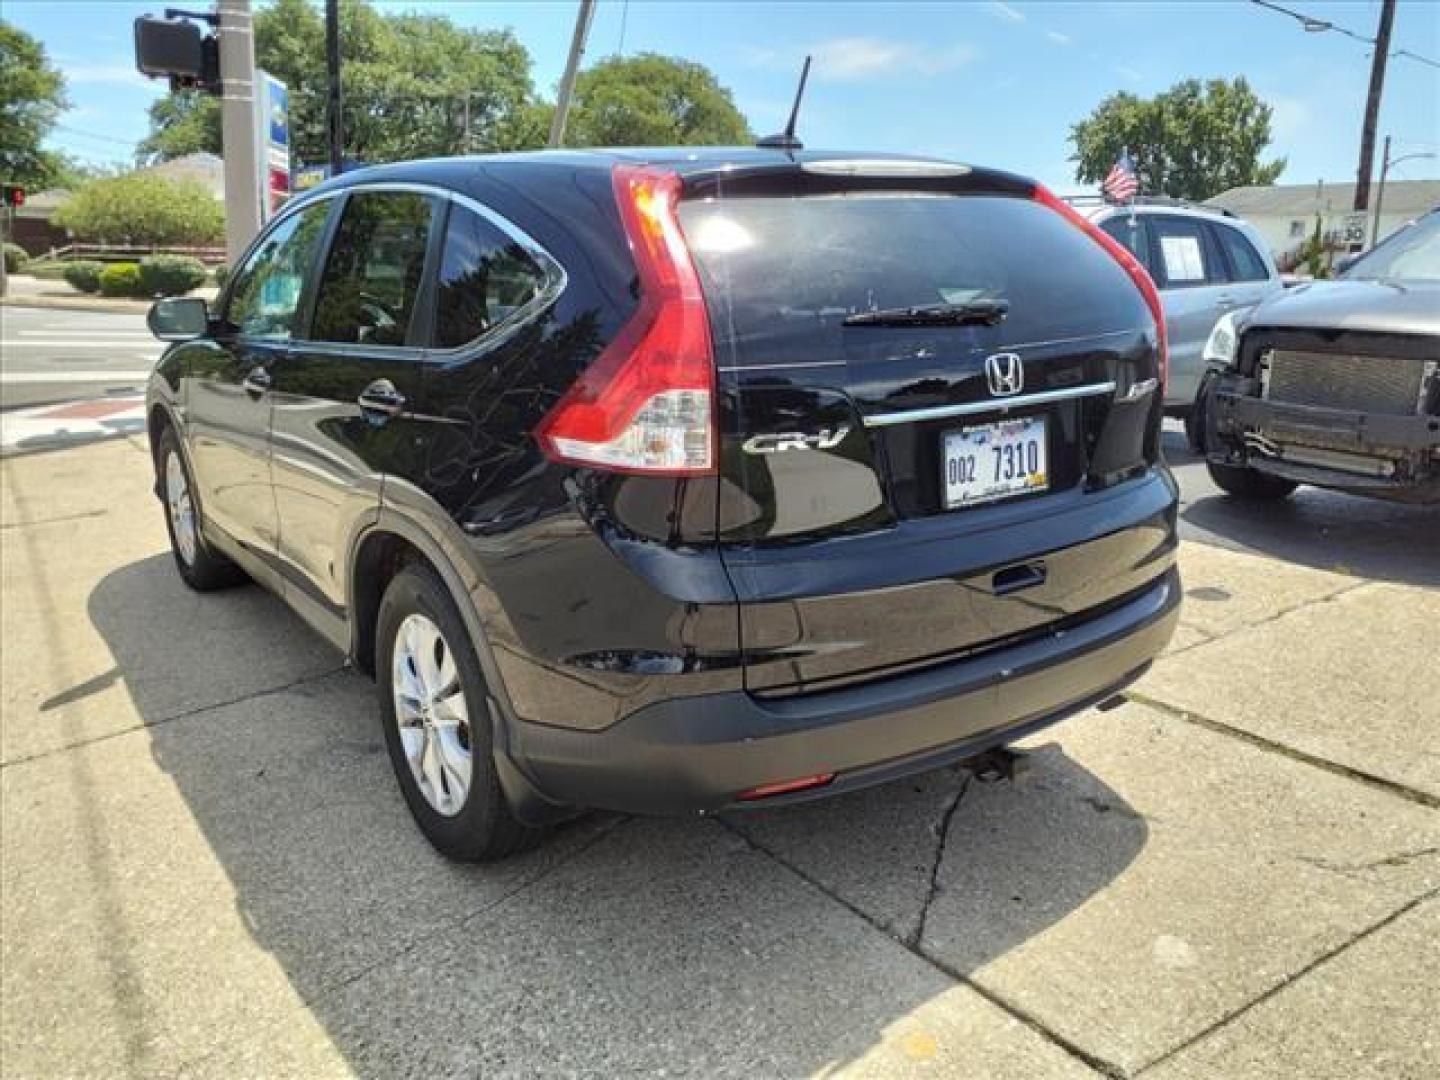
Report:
7,0,1439,194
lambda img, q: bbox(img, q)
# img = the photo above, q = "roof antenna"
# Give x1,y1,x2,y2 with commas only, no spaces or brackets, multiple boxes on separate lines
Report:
757,55,812,151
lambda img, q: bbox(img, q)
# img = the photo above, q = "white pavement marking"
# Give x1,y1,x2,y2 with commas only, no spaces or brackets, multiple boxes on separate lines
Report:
1,340,161,349
0,371,155,384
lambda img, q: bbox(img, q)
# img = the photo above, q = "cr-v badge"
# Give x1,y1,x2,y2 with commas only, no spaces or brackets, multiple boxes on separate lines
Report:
742,428,850,454
986,352,1024,397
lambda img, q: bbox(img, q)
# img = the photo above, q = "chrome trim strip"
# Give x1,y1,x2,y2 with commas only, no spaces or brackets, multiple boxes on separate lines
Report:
861,381,1118,428
1119,377,1158,402
1002,328,1138,351
231,180,567,357
719,360,849,372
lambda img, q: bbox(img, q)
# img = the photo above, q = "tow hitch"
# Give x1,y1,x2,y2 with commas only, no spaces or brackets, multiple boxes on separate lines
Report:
964,746,1032,784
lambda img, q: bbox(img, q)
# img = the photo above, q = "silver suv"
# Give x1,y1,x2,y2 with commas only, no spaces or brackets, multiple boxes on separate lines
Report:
1080,200,1282,416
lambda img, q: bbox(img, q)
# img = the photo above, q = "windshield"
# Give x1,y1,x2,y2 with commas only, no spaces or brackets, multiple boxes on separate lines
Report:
1342,211,1440,282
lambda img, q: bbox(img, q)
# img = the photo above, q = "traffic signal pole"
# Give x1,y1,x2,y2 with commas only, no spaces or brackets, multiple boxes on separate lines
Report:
218,0,262,264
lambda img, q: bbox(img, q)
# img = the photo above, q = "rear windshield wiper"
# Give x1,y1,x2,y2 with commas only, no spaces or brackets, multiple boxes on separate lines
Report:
842,299,1010,328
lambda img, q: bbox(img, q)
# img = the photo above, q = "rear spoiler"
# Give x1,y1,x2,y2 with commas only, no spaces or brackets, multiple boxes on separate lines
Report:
680,159,1035,201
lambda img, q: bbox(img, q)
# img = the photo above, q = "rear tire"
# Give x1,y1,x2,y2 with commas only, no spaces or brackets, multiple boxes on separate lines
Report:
157,426,247,591
1206,460,1298,501
376,562,545,862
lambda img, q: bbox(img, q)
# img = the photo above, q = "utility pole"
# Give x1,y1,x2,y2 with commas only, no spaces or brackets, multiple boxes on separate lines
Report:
325,0,344,175
218,0,262,264
1353,0,1395,211
548,0,596,148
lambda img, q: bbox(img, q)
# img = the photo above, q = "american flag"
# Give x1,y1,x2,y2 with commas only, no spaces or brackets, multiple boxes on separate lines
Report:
1102,149,1139,204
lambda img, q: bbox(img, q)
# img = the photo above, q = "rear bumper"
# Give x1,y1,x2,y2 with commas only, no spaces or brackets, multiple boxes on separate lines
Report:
1206,379,1440,503
508,566,1180,815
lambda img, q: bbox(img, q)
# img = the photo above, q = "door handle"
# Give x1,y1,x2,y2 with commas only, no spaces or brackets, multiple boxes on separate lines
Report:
1214,295,1237,309
242,366,271,395
357,379,407,420
992,561,1047,596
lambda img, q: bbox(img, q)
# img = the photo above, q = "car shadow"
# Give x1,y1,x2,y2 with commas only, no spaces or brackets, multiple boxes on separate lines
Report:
1163,428,1440,588
86,554,1147,1075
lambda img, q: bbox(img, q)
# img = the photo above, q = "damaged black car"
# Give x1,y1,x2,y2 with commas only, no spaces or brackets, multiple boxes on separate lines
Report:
1192,208,1440,504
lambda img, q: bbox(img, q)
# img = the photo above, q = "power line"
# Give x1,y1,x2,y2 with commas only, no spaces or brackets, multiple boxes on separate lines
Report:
1248,0,1440,68
52,123,139,148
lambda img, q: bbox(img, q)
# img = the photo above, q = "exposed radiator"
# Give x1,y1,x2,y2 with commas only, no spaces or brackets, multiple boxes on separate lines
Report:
1264,349,1428,416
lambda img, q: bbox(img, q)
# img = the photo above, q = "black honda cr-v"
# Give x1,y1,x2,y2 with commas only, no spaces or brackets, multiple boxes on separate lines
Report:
145,148,1180,860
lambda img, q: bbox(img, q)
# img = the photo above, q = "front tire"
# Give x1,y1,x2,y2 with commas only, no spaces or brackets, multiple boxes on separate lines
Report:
157,426,247,591
376,562,544,861
1206,460,1299,501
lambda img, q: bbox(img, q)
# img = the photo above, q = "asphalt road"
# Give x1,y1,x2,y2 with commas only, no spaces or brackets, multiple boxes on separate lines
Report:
0,306,160,410
1163,423,1438,588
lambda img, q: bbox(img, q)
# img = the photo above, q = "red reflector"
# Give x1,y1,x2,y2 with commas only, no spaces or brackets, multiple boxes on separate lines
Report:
1032,184,1168,393
737,773,836,801
533,163,716,475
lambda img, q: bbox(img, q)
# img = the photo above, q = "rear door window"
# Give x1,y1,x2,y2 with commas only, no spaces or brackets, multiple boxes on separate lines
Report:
1211,222,1270,282
1148,215,1224,289
310,191,434,347
432,203,548,348
1100,214,1154,277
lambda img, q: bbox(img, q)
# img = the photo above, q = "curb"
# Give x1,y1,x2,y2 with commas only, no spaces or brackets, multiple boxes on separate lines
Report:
1,295,159,315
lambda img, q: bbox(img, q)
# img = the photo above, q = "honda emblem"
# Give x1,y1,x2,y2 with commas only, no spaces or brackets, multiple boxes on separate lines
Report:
985,352,1024,397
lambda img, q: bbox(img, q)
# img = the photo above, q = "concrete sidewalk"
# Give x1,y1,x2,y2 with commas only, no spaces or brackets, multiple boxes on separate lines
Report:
1,437,1436,1078
1,273,219,315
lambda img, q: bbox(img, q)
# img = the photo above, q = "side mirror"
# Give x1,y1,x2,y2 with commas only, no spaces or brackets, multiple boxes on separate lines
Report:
148,296,209,341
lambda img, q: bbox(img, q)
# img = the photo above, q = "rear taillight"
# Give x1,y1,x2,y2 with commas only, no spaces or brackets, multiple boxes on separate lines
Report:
1032,185,1168,392
534,164,716,475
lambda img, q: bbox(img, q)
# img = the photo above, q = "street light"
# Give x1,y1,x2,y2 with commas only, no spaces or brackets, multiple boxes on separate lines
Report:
1371,136,1438,247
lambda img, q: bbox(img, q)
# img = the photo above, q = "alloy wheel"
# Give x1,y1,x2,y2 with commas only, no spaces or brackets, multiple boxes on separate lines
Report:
165,451,197,566
391,613,473,817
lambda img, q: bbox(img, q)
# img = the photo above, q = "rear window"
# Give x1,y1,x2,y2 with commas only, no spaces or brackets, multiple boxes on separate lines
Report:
677,194,1143,365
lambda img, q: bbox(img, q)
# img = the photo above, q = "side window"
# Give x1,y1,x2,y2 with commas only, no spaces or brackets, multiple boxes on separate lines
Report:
1148,215,1226,288
310,192,434,347
1212,223,1270,282
1099,214,1153,276
225,202,330,340
433,204,548,348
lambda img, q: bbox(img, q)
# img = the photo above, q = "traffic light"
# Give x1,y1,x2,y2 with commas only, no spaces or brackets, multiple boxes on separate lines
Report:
134,14,220,94
2,185,23,209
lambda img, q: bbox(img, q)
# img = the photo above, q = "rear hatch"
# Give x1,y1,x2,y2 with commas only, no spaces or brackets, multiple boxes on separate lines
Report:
676,160,1174,693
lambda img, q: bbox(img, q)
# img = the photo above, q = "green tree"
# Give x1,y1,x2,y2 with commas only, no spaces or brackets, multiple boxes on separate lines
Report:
1071,77,1285,202
54,174,225,245
564,53,752,147
140,0,538,166
137,92,221,163
0,20,69,188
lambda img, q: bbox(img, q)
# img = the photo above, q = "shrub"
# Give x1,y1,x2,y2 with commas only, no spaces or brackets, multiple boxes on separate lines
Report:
138,254,207,297
3,242,28,274
212,263,229,289
53,174,224,247
62,261,105,294
27,260,69,281
98,262,143,297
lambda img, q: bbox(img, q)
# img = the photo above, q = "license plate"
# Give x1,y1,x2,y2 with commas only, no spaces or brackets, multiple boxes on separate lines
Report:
943,417,1049,508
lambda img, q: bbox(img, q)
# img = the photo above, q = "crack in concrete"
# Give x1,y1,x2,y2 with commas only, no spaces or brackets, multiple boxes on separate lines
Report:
1298,846,1440,878
1131,887,1439,1077
0,508,109,530
719,816,1126,1079
1,664,352,771
1123,691,1440,811
909,772,972,949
